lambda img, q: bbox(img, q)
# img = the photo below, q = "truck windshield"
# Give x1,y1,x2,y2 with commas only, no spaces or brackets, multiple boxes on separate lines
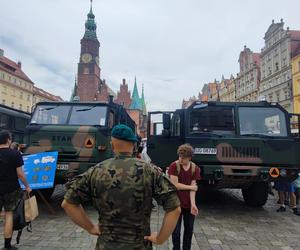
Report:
31,104,108,126
69,105,107,126
189,107,235,134
238,107,287,137
31,105,71,124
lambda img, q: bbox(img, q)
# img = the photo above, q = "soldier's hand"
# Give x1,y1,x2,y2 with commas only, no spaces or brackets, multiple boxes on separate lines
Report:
190,184,198,192
144,232,160,244
88,224,101,236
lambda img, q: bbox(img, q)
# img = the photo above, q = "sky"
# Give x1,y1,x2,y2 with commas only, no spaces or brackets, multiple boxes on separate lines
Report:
0,0,300,111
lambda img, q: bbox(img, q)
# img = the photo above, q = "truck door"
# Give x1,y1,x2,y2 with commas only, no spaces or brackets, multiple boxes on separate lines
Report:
147,111,183,169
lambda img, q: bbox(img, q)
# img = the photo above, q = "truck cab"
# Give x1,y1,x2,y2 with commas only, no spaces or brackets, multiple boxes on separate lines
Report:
147,101,300,206
24,100,136,198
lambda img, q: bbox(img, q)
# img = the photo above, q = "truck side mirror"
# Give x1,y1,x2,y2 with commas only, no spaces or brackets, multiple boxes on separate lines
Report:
163,113,171,130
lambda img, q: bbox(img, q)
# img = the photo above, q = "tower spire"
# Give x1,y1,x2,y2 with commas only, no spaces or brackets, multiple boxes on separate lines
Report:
90,0,93,14
84,0,97,39
130,76,142,110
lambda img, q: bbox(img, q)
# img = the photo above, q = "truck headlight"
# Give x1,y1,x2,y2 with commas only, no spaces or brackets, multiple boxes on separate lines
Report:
280,169,287,177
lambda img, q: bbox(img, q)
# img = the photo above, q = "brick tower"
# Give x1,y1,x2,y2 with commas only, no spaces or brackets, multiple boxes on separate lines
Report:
76,0,101,101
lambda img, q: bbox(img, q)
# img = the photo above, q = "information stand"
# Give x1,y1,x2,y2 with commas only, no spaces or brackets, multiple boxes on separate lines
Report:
21,152,58,214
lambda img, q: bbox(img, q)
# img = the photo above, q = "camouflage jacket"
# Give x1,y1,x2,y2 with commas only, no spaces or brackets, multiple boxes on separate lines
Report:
64,153,180,250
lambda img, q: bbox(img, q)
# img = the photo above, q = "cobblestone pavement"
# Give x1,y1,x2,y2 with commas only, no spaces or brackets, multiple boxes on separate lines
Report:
1,186,300,250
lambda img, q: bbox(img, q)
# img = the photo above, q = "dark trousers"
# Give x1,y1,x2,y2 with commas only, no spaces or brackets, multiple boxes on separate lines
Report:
172,208,195,250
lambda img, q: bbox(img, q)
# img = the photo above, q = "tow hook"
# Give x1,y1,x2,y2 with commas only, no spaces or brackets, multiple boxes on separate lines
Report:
213,169,224,180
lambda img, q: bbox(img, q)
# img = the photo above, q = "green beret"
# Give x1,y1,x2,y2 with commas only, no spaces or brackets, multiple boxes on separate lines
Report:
111,124,138,142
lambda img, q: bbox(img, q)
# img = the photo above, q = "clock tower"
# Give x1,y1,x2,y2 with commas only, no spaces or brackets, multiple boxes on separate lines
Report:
76,0,101,101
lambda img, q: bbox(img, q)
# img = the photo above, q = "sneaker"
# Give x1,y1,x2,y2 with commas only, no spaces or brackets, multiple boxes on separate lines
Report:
293,208,300,216
276,206,286,212
284,200,289,206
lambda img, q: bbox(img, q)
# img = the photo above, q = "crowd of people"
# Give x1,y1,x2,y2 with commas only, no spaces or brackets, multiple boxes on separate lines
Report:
1,126,300,249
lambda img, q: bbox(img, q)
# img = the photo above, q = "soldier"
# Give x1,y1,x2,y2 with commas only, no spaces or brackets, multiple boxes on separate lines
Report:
62,124,181,250
0,130,31,250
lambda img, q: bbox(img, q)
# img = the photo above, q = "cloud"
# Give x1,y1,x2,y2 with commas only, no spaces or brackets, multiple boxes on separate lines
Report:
1,0,300,111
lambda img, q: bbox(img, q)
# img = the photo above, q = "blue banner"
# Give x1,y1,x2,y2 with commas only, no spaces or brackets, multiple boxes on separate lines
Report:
20,152,58,190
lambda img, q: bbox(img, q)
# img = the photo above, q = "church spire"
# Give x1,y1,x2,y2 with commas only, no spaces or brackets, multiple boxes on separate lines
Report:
84,0,97,39
140,84,147,115
130,76,142,110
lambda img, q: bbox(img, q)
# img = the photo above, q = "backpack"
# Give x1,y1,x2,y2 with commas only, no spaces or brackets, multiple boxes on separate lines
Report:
175,160,196,177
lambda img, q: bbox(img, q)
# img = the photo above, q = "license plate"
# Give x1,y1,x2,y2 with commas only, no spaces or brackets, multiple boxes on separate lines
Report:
194,148,217,155
56,164,69,170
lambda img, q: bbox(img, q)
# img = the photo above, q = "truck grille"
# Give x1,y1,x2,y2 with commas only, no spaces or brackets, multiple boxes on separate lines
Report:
221,146,260,158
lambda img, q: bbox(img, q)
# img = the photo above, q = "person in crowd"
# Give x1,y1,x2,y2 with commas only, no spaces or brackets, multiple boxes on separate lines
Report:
9,142,20,151
168,144,201,250
61,124,181,250
275,178,300,215
0,131,31,250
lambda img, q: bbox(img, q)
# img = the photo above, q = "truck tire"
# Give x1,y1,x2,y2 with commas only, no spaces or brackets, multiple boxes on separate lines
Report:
242,182,268,207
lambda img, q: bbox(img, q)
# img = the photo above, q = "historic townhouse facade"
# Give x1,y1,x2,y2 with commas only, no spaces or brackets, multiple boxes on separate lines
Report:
219,77,231,102
227,76,236,102
0,49,62,113
259,19,300,112
292,47,300,114
235,46,260,102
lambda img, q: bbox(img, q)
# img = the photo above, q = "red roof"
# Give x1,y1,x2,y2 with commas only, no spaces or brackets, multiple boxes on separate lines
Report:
0,54,33,83
290,30,300,39
33,86,63,101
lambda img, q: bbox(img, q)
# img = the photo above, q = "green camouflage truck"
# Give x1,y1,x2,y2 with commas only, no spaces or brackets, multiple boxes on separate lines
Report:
0,104,30,143
23,98,136,198
147,101,300,206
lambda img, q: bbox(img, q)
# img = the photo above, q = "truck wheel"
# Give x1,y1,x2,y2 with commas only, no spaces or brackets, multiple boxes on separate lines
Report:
242,182,268,207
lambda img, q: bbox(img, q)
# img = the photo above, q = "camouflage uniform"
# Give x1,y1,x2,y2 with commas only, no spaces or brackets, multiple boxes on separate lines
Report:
64,153,180,250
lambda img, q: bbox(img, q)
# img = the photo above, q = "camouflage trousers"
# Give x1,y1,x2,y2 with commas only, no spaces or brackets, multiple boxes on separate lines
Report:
0,188,22,211
95,237,153,250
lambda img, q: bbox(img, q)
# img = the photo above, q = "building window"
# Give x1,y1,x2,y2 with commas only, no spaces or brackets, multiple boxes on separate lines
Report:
83,67,89,74
284,90,289,100
269,94,273,102
298,61,300,72
275,62,279,71
27,94,30,101
19,104,22,110
1,73,4,79
283,58,286,66
11,102,14,108
276,92,280,102
2,100,5,105
268,67,272,75
20,91,23,99
8,75,11,81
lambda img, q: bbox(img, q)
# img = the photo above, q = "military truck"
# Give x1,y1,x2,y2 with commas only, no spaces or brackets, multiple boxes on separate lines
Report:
0,104,31,143
23,98,136,198
147,101,300,206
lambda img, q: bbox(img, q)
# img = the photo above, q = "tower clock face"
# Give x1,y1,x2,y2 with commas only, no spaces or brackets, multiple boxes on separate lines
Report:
95,56,99,66
81,53,92,63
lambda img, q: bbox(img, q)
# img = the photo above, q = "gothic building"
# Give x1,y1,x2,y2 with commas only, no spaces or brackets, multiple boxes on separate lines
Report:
73,1,114,102
72,1,147,136
115,77,147,137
